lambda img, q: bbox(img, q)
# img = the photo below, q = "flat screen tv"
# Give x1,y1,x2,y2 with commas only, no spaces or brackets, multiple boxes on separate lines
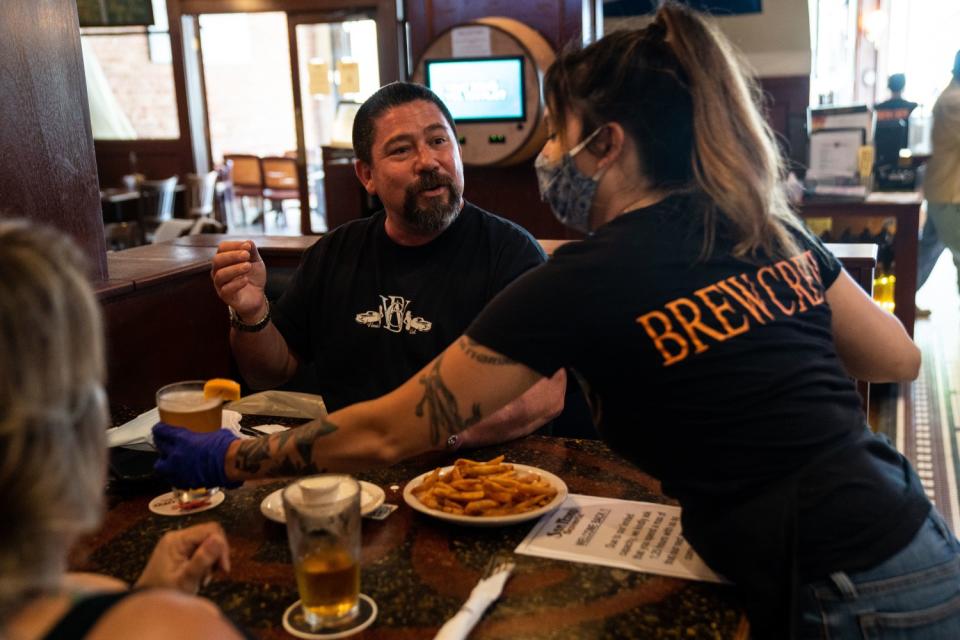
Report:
425,57,525,123
77,0,155,27
603,0,761,17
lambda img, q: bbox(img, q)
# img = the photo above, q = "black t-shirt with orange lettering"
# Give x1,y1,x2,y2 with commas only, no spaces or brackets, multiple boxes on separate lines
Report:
467,192,928,594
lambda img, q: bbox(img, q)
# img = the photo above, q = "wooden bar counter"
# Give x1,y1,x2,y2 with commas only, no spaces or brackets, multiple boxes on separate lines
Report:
800,192,921,336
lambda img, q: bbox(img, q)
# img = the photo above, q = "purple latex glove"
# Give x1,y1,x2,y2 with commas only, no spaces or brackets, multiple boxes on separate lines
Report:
152,423,242,489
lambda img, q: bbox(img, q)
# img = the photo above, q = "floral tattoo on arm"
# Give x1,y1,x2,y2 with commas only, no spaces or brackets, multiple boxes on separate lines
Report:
416,353,483,446
233,418,339,478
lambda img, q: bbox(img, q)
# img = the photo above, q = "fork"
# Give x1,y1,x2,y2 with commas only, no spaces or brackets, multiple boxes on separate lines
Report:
433,554,516,640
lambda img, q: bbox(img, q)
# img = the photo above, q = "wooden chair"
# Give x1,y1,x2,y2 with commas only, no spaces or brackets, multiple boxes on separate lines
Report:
261,156,300,227
224,154,265,228
138,176,178,243
213,161,236,227
185,170,218,219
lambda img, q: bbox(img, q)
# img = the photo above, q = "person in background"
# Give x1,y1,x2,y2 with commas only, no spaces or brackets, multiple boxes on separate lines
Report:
916,51,960,312
154,5,953,638
206,82,567,453
0,221,246,640
873,73,919,190
875,73,918,113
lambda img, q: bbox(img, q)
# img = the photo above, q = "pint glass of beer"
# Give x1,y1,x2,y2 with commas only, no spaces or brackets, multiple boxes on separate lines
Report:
156,380,224,506
283,476,361,631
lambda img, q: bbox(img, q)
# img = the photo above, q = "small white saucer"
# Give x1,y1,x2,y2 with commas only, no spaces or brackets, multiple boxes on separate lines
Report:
149,490,225,516
261,481,385,523
282,594,377,639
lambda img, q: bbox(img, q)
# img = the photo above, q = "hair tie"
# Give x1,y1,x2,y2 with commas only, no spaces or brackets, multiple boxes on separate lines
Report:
645,21,667,43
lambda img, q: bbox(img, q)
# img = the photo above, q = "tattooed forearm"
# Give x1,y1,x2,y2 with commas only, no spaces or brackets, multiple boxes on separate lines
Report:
234,435,273,475
233,418,339,478
458,337,517,366
416,354,482,445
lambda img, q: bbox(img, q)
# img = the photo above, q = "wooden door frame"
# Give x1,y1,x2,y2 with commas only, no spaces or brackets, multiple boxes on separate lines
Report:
178,0,402,86
286,9,389,234
178,0,401,234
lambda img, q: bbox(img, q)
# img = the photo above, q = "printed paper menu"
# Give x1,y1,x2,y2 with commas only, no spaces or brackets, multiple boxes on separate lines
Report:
515,494,725,583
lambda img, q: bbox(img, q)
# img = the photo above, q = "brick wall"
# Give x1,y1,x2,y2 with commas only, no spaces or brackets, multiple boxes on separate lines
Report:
85,33,180,139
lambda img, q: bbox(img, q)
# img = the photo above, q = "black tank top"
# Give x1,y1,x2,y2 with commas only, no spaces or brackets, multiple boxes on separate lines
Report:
42,592,134,640
41,590,253,639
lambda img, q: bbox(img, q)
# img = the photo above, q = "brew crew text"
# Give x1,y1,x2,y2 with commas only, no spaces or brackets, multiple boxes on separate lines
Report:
636,250,826,366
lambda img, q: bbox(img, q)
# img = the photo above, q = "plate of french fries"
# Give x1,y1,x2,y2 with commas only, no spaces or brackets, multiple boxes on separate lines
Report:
402,455,568,526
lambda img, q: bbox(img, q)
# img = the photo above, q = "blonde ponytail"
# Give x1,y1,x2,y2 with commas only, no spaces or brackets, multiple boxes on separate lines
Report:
657,2,804,259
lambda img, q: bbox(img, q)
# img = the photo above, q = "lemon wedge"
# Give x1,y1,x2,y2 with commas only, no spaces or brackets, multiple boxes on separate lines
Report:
203,378,241,402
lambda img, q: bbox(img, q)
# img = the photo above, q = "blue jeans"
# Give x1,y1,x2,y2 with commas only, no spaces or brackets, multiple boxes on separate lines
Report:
927,202,960,295
917,213,945,291
799,509,960,639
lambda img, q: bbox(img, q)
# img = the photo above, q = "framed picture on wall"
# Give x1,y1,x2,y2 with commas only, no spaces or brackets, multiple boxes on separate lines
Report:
77,0,155,27
603,0,762,17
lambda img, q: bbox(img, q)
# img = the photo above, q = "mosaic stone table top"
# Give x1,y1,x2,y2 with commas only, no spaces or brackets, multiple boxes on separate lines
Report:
74,432,747,639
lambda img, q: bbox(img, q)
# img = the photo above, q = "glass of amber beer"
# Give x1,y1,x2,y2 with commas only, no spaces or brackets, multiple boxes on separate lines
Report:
156,380,224,507
283,475,362,631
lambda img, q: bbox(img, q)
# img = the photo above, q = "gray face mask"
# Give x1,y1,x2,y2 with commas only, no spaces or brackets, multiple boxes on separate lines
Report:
534,126,606,233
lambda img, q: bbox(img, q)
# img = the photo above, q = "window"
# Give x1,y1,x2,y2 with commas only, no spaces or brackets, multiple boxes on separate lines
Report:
810,0,959,151
80,0,179,139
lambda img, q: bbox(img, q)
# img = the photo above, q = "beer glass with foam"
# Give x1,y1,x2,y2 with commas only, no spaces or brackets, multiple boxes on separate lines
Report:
156,380,224,507
283,476,361,630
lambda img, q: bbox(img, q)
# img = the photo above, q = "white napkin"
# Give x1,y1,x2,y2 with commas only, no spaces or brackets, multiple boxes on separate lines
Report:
106,409,242,450
433,566,513,640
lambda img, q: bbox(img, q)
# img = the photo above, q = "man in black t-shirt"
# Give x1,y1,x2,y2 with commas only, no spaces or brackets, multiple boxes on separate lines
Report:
209,82,565,451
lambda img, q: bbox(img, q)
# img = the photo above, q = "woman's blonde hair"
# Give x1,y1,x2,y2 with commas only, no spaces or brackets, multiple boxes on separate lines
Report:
0,220,108,622
544,1,805,260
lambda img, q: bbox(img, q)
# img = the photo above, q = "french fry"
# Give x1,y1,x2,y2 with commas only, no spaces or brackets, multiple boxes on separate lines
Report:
464,499,500,514
512,495,551,512
415,468,440,493
449,490,485,501
412,455,559,517
461,463,514,477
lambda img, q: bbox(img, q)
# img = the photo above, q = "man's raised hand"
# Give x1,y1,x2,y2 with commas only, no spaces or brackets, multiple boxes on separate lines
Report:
211,240,268,319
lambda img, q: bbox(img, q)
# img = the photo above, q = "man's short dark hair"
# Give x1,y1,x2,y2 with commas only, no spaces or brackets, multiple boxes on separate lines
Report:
887,73,906,93
351,82,457,165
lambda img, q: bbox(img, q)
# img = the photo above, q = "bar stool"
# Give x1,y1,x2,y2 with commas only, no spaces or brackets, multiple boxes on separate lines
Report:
224,154,265,228
261,156,300,227
185,170,219,219
139,176,178,243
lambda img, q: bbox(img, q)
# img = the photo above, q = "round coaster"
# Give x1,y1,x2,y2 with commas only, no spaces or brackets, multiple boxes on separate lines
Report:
282,594,377,639
148,490,225,516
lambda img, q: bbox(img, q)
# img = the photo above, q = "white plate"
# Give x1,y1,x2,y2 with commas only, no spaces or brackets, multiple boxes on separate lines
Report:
260,481,386,523
402,463,568,527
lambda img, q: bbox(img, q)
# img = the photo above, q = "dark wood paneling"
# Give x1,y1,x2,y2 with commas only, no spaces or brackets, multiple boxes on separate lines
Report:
94,140,191,187
405,0,585,66
464,163,577,239
801,195,920,337
95,236,323,410
758,75,811,174
100,271,234,410
0,0,107,279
